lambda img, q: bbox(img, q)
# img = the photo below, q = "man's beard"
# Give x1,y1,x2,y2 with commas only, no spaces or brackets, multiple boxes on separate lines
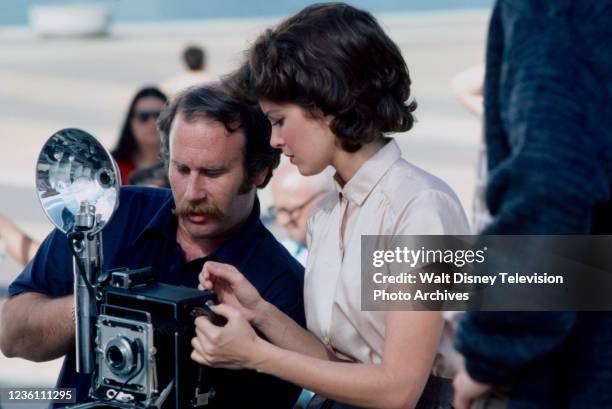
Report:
173,199,224,220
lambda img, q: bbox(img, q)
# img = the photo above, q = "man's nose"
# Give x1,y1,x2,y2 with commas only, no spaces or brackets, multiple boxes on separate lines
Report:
184,173,206,202
275,211,296,228
275,214,289,227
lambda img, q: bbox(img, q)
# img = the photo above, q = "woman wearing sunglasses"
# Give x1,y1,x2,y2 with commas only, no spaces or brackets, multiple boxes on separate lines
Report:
111,86,168,184
193,3,469,408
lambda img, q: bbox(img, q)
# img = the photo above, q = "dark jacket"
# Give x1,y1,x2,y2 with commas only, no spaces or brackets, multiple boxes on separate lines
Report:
455,1,612,408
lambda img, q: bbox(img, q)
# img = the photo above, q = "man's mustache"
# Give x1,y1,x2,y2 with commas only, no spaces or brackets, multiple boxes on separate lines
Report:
173,200,224,220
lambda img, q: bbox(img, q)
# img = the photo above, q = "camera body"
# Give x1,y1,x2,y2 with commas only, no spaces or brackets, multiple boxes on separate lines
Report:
70,268,222,409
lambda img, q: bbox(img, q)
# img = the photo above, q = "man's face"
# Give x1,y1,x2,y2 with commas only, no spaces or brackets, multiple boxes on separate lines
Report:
270,183,322,245
169,113,256,244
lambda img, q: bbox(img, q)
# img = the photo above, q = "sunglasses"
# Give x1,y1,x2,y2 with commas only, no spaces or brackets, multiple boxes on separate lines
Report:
133,110,161,123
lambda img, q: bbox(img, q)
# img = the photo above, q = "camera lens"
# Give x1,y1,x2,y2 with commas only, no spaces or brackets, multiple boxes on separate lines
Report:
105,336,139,377
107,345,125,370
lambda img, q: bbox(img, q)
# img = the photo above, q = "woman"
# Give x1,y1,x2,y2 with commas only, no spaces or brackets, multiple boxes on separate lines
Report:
192,4,469,408
111,86,168,185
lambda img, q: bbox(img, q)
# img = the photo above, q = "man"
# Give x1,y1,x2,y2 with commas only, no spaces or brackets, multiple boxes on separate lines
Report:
162,45,215,97
0,85,305,408
453,1,612,408
269,161,331,265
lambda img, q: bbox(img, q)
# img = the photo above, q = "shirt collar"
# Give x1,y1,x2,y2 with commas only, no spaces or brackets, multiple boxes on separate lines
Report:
133,194,264,267
333,138,401,206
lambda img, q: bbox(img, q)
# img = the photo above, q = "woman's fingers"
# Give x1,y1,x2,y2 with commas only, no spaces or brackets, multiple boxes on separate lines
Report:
209,303,240,320
191,303,257,369
201,261,245,287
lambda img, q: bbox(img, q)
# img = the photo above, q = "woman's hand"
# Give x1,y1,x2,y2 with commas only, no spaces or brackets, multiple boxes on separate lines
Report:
191,303,266,370
198,261,265,323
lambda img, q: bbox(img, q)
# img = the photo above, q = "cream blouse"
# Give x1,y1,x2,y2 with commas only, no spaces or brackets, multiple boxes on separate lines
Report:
304,139,469,375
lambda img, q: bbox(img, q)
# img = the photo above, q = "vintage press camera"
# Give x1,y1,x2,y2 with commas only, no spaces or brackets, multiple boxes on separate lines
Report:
92,268,224,408
35,129,224,409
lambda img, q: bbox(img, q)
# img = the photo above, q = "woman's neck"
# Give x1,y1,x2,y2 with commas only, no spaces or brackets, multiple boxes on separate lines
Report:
332,138,388,185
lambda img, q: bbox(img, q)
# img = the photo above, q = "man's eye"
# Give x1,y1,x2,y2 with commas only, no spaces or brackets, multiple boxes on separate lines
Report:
205,170,224,178
176,165,189,175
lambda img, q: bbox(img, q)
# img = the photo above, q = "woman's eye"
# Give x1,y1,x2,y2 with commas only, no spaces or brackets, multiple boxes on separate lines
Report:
272,118,285,127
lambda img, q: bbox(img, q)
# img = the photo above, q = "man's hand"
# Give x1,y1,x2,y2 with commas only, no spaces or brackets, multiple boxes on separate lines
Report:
191,303,266,370
453,367,492,409
198,261,265,323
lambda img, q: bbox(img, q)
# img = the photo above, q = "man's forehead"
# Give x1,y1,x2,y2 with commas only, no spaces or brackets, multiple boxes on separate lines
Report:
168,116,245,172
170,113,244,147
171,112,222,135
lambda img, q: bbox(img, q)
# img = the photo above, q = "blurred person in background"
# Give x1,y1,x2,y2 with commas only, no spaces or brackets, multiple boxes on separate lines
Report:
162,45,215,96
111,86,168,186
127,161,170,187
453,1,612,408
0,214,39,268
0,88,170,273
269,161,331,266
451,64,491,233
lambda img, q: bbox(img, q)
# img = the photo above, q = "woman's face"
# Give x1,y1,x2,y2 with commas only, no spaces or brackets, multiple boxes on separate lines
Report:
130,96,166,149
259,101,337,176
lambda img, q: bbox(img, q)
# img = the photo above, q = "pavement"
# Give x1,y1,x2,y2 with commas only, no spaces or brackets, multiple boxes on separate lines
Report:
0,8,490,400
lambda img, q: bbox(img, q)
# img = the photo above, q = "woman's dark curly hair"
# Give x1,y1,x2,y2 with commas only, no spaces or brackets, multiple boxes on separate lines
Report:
223,2,417,152
111,86,168,162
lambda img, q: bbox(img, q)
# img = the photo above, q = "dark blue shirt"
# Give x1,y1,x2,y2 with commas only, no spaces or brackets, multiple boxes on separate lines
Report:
9,186,305,408
455,1,612,408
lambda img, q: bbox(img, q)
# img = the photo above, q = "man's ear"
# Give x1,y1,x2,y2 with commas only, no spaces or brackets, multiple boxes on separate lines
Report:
253,167,269,188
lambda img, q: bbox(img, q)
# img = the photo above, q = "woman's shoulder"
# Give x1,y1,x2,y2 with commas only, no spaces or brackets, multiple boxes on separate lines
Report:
381,158,470,234
382,157,462,206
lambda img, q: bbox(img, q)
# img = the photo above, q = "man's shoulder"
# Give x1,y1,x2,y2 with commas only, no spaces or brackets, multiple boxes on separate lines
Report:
246,225,305,325
253,226,304,277
240,224,304,299
119,186,172,203
100,187,174,250
112,187,173,222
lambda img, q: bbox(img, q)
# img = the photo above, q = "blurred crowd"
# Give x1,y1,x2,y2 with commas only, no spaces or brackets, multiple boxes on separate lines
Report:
1,1,611,409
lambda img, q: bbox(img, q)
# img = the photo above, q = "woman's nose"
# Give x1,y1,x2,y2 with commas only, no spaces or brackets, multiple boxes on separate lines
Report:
269,128,284,149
